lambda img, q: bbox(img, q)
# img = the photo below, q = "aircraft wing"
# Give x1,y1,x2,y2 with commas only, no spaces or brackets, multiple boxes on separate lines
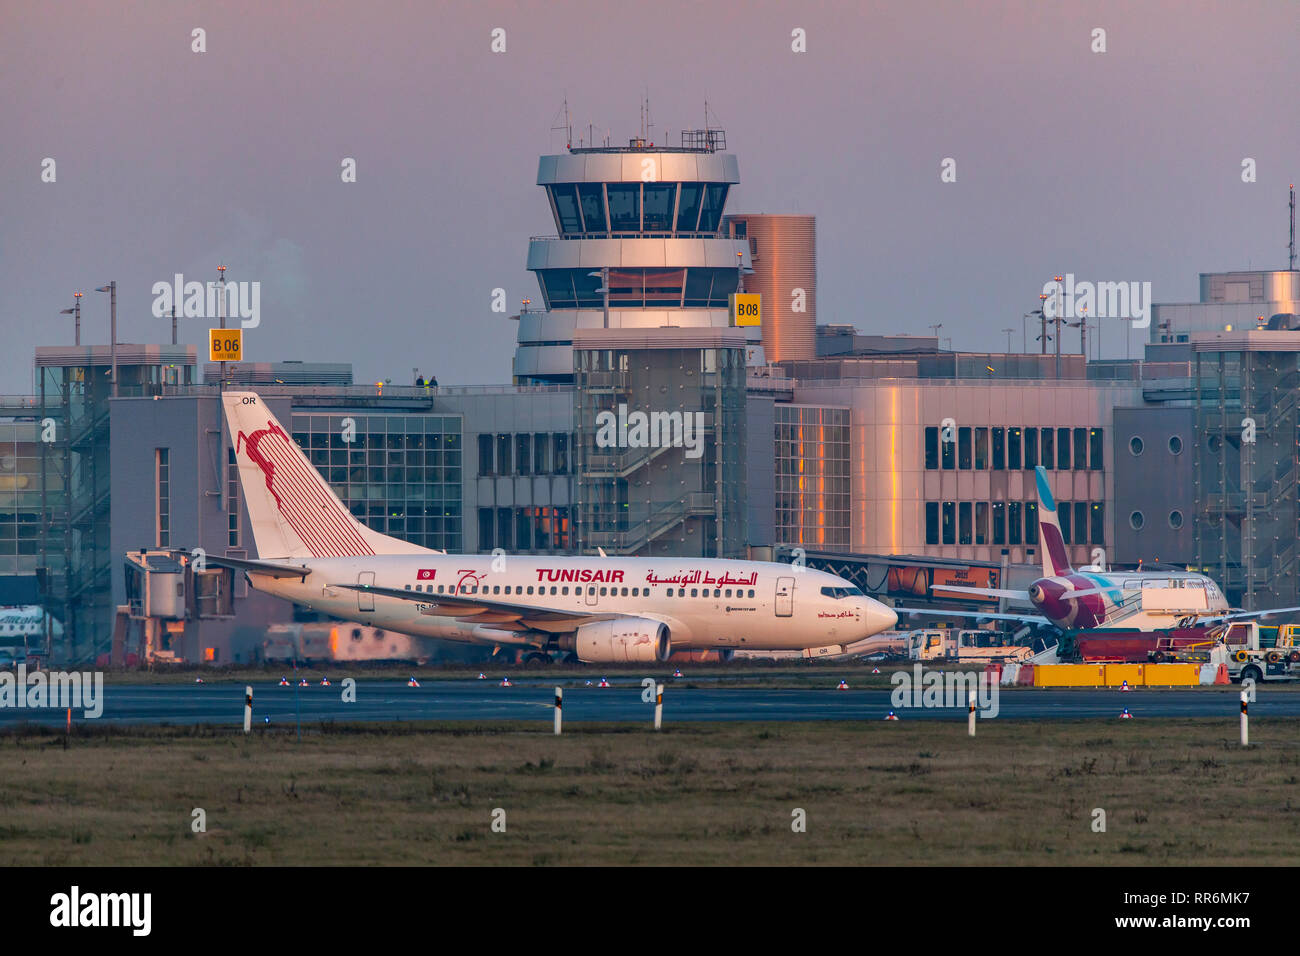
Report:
895,605,1051,625
330,582,621,632
1205,606,1300,623
176,550,311,579
931,585,1033,601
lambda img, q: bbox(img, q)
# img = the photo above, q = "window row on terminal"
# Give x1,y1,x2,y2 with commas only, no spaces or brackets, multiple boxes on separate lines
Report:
926,500,1105,547
925,426,1105,471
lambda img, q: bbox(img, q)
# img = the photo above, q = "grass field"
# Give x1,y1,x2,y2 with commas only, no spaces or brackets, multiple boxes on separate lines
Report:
2,718,1299,865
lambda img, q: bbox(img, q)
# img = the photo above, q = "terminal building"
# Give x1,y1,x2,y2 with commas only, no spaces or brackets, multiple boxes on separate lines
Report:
8,119,1300,664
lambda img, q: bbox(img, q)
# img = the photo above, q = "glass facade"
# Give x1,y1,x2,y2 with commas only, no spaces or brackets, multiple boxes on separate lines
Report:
573,343,747,558
0,422,42,575
38,351,195,662
546,181,730,237
537,267,739,310
1195,350,1299,609
921,423,1106,554
774,405,850,549
292,413,463,552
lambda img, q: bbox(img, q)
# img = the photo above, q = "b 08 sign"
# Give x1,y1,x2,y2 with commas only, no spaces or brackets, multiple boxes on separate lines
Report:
209,328,243,362
730,293,761,327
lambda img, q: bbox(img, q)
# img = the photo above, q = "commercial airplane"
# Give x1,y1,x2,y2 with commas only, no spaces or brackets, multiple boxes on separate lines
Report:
0,606,58,644
187,392,898,663
902,466,1300,632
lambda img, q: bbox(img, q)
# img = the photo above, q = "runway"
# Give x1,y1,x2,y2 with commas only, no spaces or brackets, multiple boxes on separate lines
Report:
0,679,1296,727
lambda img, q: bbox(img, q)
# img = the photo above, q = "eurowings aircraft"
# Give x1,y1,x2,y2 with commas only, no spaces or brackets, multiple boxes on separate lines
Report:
901,466,1300,632
191,392,898,663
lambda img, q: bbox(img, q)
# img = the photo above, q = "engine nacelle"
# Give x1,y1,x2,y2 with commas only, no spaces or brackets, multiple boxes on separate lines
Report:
564,617,670,664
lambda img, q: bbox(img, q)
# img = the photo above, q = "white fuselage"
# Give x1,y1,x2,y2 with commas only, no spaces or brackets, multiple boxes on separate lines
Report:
247,554,896,652
1029,570,1233,631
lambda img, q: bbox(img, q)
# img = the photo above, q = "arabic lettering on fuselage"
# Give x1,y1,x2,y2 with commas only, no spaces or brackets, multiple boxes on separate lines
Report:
642,570,759,587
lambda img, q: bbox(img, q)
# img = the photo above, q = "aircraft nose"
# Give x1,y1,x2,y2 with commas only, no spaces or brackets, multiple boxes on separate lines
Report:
862,599,898,635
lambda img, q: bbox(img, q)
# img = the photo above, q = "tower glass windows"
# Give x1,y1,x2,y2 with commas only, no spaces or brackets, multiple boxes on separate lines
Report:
642,183,676,232
675,183,703,231
551,185,582,234
578,184,606,233
606,184,640,231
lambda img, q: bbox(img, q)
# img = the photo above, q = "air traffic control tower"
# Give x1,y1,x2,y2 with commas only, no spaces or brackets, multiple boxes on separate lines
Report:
513,129,762,384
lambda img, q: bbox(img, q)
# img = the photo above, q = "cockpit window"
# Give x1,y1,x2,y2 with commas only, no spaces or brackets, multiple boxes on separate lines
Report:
820,586,865,599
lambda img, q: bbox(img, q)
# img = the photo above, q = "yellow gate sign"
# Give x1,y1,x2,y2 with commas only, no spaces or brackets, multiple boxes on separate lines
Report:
209,328,242,362
730,293,761,327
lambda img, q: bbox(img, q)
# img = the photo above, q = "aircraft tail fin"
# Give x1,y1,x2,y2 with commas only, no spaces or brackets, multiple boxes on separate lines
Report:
221,391,427,559
1035,465,1072,577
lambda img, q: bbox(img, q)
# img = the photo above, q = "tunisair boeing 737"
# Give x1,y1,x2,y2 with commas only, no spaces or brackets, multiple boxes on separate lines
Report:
186,392,898,664
903,466,1300,632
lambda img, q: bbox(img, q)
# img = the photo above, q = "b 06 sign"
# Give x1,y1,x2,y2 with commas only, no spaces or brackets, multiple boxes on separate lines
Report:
209,328,243,362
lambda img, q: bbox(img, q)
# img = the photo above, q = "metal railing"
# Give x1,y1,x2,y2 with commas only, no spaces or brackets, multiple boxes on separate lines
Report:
529,232,730,242
580,493,716,553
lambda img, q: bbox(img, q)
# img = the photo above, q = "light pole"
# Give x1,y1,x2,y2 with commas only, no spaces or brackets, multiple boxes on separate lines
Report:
59,292,83,345
1053,276,1064,380
1001,327,1014,353
94,282,117,396
216,264,230,391
1037,294,1049,354
1066,306,1089,360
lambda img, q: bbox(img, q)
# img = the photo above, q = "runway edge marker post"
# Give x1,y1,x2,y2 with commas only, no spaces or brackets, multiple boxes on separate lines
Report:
1240,690,1249,747
554,686,562,735
244,685,252,734
968,690,976,737
654,683,663,731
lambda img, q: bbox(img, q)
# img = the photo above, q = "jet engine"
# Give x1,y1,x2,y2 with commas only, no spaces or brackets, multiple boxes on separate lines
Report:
561,617,671,663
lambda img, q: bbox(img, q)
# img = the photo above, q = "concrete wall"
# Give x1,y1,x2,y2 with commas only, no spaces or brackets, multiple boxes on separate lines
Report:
1111,406,1195,565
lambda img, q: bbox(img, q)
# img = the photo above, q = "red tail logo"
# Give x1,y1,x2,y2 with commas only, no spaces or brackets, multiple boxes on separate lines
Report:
237,423,374,557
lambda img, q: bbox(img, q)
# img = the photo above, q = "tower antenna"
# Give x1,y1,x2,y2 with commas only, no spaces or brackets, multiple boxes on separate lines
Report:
550,95,573,150
1290,184,1296,271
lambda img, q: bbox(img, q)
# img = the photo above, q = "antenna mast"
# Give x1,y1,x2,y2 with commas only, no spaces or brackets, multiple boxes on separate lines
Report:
550,96,573,149
1290,184,1296,271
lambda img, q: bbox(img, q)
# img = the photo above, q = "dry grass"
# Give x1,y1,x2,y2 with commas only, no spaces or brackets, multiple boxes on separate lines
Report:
1,719,1298,866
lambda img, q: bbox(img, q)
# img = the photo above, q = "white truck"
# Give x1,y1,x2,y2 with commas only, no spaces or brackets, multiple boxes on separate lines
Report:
904,628,1035,664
